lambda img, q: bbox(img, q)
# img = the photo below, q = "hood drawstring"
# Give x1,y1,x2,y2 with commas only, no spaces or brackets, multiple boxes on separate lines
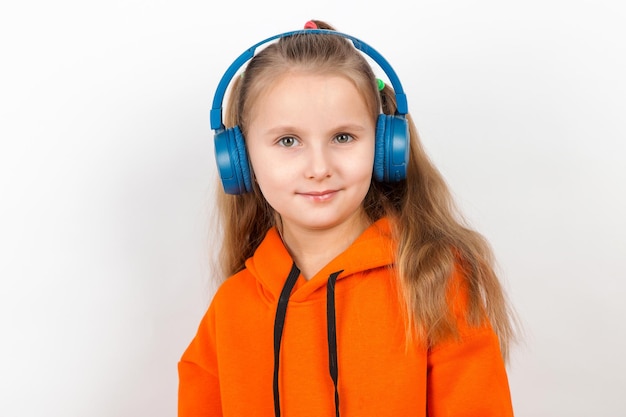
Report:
272,263,344,417
273,263,300,417
327,270,343,417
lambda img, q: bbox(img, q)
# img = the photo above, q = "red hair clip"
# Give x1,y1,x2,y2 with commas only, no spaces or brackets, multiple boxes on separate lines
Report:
304,20,317,29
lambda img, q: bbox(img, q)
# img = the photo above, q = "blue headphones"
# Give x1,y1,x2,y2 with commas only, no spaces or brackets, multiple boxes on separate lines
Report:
210,29,410,195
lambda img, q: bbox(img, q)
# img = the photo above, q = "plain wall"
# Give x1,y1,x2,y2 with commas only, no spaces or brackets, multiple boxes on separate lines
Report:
1,0,624,415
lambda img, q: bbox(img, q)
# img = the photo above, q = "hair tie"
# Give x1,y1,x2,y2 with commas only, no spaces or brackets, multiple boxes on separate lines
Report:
304,20,318,29
377,78,385,91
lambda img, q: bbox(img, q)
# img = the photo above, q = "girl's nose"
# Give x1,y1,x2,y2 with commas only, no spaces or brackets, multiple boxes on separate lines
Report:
304,143,332,180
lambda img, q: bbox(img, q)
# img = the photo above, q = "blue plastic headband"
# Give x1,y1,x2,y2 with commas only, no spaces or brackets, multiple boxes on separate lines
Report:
209,29,408,131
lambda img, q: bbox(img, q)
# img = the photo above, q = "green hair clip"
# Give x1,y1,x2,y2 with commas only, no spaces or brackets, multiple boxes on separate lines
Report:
376,78,385,91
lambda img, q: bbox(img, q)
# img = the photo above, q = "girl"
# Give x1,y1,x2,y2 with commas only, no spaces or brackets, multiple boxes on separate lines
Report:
179,20,516,416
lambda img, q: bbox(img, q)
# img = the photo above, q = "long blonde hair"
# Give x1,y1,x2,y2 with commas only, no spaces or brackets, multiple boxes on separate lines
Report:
215,20,516,359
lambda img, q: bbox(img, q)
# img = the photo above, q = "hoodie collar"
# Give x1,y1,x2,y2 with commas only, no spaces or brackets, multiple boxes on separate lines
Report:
245,217,395,303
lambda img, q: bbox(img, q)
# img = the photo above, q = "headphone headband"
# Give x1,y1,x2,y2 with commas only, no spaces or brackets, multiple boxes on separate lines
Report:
209,29,408,131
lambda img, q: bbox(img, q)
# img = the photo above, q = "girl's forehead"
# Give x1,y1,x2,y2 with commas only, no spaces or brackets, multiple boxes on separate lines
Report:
250,73,369,115
245,70,375,120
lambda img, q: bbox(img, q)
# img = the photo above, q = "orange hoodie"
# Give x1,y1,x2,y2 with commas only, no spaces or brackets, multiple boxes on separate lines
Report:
178,218,514,416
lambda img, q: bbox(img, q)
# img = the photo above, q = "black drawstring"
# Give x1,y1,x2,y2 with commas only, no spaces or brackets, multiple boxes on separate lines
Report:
327,270,343,417
272,265,343,417
273,263,300,417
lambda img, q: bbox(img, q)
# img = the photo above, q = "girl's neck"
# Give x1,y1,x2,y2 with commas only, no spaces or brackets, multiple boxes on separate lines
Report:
279,212,370,280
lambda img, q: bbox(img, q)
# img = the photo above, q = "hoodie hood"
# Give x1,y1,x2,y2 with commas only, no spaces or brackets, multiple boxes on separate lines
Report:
245,218,395,303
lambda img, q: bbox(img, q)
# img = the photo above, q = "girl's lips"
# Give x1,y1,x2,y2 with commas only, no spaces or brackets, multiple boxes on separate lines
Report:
298,190,338,202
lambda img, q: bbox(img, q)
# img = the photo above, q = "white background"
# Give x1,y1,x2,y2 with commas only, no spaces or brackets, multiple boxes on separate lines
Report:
1,0,624,416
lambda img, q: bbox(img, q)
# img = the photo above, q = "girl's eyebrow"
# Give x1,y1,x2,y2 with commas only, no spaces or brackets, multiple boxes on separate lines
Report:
263,125,300,135
329,123,369,132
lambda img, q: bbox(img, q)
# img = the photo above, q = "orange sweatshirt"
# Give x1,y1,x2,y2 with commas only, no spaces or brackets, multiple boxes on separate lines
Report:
178,219,513,416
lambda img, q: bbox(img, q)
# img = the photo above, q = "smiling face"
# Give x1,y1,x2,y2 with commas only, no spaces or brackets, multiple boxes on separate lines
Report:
245,72,376,240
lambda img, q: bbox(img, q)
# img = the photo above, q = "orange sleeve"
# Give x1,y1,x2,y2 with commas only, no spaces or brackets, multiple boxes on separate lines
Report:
178,305,222,417
426,268,514,416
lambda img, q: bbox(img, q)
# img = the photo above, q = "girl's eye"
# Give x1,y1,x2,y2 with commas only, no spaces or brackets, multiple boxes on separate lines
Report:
278,136,299,147
334,133,354,144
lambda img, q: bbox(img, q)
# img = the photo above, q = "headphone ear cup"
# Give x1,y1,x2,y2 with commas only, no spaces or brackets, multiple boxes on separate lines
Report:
214,126,253,195
373,115,387,182
374,114,410,182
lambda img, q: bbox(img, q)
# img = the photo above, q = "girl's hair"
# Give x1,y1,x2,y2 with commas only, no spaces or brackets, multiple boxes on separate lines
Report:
216,20,516,359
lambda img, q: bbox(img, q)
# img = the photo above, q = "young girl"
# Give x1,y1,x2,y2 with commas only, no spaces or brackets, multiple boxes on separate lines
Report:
179,20,516,416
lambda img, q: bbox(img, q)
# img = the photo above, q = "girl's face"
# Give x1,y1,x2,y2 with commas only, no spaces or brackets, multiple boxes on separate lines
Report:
246,72,375,238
